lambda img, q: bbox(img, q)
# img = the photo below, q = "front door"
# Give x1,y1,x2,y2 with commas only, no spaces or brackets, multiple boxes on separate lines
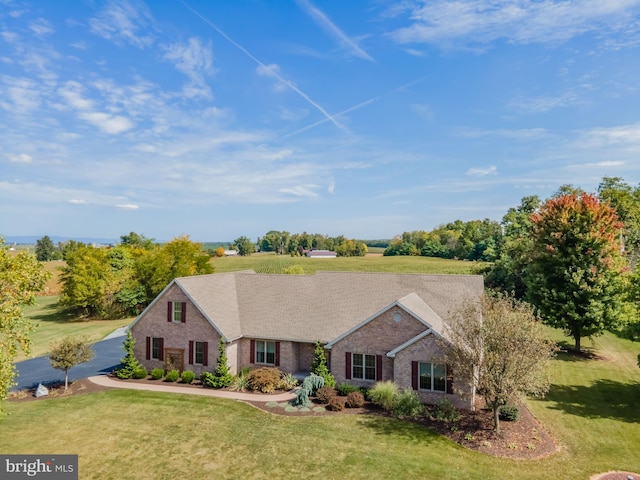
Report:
164,348,184,372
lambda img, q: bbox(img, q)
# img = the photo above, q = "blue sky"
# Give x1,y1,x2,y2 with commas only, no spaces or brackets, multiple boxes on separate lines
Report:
2,0,640,242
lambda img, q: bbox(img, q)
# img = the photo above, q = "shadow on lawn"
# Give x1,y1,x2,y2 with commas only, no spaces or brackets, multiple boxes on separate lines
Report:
543,379,640,423
553,341,603,362
357,415,443,444
30,301,85,324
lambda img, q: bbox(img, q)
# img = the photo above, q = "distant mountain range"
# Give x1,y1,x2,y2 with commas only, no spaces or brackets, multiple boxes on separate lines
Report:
4,235,118,245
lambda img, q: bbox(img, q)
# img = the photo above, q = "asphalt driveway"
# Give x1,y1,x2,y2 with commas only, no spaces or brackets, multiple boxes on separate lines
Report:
11,328,127,391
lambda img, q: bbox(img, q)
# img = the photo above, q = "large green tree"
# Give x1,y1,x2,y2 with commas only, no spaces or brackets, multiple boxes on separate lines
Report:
0,240,51,415
233,236,256,256
525,193,626,351
35,235,60,261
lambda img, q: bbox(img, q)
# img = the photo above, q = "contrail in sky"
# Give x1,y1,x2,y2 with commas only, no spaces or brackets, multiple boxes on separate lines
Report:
180,1,346,133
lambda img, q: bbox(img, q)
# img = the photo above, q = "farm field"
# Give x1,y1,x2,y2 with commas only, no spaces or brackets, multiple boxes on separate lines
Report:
2,330,639,479
211,253,482,275
17,296,130,360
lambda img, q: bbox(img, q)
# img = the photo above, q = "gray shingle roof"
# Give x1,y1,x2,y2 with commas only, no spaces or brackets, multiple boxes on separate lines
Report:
174,271,483,343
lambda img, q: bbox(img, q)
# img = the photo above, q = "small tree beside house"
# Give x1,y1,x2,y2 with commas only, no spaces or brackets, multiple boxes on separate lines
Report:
49,336,94,391
202,338,233,388
442,293,557,432
115,330,145,379
310,340,335,388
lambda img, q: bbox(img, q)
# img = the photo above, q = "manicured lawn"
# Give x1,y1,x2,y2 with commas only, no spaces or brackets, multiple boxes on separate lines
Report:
212,253,482,275
2,331,638,479
17,296,130,360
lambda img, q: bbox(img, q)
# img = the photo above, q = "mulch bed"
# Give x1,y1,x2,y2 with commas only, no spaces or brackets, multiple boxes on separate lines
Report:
246,394,559,460
7,378,111,402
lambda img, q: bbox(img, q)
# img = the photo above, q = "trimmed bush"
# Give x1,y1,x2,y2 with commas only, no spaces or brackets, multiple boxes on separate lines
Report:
246,367,283,393
393,389,424,419
337,383,360,396
327,396,344,412
164,369,179,382
345,391,365,408
229,373,248,392
150,368,164,380
211,338,233,388
181,370,195,384
315,386,336,404
115,330,144,379
433,398,460,422
499,405,520,422
132,367,148,379
369,381,399,412
310,341,336,388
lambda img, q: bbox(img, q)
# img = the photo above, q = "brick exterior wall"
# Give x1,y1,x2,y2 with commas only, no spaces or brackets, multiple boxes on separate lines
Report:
330,306,428,388
132,283,221,377
393,334,474,410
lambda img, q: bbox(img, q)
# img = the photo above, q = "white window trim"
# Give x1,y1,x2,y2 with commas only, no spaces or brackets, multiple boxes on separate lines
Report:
255,340,276,365
352,353,376,381
151,338,161,360
194,341,204,365
419,362,447,392
172,302,183,323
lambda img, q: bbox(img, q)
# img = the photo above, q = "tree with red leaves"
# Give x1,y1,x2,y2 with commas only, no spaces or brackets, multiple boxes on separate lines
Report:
526,193,626,352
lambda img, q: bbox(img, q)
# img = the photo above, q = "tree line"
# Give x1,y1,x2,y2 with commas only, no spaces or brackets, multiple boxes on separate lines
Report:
232,230,368,257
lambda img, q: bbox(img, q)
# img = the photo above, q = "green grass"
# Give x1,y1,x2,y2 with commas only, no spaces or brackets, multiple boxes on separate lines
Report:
2,331,638,479
18,296,130,360
212,253,481,275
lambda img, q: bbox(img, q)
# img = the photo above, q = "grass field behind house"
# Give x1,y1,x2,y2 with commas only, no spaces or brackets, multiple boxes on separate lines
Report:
211,253,481,275
17,296,130,360
2,331,639,479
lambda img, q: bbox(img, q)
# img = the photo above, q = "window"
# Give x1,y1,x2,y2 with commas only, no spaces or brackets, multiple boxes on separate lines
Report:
352,353,376,381
172,302,183,323
255,340,275,364
419,362,446,392
152,338,162,360
195,341,205,365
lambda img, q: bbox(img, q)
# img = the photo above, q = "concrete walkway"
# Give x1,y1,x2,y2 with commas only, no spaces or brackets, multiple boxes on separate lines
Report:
88,375,297,402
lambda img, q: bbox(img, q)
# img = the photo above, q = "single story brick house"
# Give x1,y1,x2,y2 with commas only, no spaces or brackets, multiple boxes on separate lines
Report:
129,270,483,409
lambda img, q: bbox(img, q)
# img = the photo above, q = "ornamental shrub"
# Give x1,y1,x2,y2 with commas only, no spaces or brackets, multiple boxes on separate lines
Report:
292,374,324,407
310,341,335,388
278,372,299,390
211,338,233,388
315,386,336,404
246,367,283,393
369,381,399,412
345,391,365,408
181,370,195,384
164,369,179,382
327,396,344,412
337,383,360,396
393,389,424,418
200,371,216,387
150,368,164,380
132,367,148,379
115,331,144,379
499,405,520,422
433,398,460,422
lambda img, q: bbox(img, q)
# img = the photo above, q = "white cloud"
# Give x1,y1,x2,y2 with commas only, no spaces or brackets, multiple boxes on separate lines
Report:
466,165,497,176
278,184,321,197
568,160,625,168
163,38,214,98
295,0,374,61
8,153,33,163
388,0,640,48
0,76,42,113
328,180,336,194
58,81,94,110
116,204,139,210
68,199,87,204
78,111,134,134
508,91,583,113
89,0,154,48
29,18,54,36
577,123,640,147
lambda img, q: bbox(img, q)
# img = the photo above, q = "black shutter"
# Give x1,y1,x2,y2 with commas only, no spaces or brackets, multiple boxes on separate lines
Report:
146,336,151,360
181,302,187,323
188,341,194,365
203,342,209,366
376,355,383,381
167,302,172,322
411,361,418,390
345,352,351,380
